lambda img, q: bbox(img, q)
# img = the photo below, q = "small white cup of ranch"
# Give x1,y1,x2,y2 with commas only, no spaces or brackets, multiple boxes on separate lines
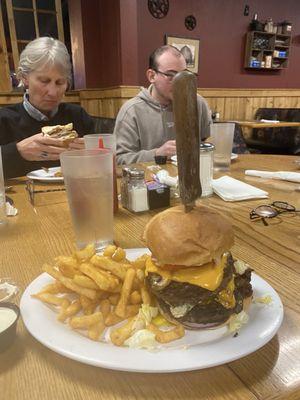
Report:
0,303,20,352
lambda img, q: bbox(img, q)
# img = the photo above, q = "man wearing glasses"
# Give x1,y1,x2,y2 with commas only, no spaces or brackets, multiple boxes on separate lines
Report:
115,45,211,165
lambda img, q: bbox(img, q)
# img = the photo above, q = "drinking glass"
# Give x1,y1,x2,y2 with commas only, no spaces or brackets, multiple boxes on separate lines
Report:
84,134,116,152
84,133,118,213
210,123,235,171
60,149,113,252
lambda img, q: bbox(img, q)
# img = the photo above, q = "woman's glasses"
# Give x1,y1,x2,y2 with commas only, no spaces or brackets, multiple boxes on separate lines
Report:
250,201,300,225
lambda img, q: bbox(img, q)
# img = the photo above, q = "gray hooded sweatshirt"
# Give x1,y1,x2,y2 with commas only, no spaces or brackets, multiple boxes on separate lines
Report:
115,86,211,165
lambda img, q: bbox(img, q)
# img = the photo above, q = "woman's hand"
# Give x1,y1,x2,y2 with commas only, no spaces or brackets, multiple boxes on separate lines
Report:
68,137,85,150
16,133,67,161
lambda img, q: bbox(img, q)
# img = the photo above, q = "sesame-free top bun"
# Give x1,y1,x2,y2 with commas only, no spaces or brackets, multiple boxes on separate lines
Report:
143,205,234,267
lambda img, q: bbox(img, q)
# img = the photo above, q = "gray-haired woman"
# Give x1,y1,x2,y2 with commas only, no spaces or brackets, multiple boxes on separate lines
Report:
0,37,94,179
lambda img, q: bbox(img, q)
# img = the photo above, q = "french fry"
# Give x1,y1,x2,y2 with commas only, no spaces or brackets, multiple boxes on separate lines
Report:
79,295,99,315
57,299,81,322
69,311,103,329
88,318,106,341
130,290,142,305
110,317,137,346
103,245,117,258
140,285,151,305
79,263,119,292
55,256,79,275
73,274,99,290
105,305,140,326
131,254,149,269
111,247,126,262
42,264,98,300
57,298,72,321
99,299,111,320
135,269,145,283
148,323,185,343
104,312,123,326
32,292,68,307
115,268,136,318
108,293,120,305
74,244,96,262
90,255,127,280
39,282,62,294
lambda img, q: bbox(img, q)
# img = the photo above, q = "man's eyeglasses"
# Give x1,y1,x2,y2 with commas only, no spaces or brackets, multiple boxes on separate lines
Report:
153,69,197,81
250,201,300,226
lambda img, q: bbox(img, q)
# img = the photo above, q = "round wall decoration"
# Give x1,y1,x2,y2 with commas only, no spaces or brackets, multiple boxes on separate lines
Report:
148,0,169,19
185,15,197,31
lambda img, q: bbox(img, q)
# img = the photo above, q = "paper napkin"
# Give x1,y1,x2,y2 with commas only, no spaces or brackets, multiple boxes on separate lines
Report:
245,170,300,183
260,119,280,123
212,176,268,202
6,202,18,216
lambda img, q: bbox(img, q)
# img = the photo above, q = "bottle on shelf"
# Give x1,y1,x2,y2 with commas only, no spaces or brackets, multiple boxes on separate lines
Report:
264,18,273,33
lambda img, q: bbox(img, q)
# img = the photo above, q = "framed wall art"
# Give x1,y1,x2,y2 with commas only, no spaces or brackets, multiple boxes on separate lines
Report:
165,35,200,73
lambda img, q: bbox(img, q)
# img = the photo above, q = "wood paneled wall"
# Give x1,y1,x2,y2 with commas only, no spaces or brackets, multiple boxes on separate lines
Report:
1,88,300,121
79,87,300,120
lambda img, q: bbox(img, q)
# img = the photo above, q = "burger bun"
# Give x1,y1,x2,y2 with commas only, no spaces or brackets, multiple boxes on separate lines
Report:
143,205,234,267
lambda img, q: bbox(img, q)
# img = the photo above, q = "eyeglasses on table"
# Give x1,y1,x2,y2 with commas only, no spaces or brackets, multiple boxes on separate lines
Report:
250,201,300,226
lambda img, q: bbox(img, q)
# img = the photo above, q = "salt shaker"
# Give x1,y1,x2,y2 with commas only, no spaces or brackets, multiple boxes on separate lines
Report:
199,143,214,197
128,169,149,212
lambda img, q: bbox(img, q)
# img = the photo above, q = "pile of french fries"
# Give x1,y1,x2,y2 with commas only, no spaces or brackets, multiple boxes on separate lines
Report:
32,244,185,347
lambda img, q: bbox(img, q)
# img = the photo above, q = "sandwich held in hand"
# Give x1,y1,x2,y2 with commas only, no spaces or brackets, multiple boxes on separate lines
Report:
143,205,253,329
42,123,78,147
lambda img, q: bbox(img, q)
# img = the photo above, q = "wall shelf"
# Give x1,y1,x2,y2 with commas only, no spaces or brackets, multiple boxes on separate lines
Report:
244,31,291,70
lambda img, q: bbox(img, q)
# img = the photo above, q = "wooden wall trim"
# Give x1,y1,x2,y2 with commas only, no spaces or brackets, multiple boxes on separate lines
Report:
0,91,80,105
1,87,300,122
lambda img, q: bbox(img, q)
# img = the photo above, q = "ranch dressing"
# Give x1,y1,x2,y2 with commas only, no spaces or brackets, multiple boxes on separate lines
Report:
0,307,17,333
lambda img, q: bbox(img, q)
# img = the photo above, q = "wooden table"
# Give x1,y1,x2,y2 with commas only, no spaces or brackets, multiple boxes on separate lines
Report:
1,154,300,400
233,120,300,142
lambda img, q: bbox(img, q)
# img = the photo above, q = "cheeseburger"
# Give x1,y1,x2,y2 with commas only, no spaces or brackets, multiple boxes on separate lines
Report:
143,205,253,329
42,123,78,147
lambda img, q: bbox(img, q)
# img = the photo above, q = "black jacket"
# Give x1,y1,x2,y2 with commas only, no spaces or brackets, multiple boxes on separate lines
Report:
0,102,94,179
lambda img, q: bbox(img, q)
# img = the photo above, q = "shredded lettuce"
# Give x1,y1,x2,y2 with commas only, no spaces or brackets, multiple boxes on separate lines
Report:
234,259,249,275
228,310,249,333
254,295,273,305
132,304,158,332
124,329,157,350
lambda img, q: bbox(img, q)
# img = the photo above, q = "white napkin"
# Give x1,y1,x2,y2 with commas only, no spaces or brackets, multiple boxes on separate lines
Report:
212,176,268,202
156,170,178,187
260,119,280,123
6,202,18,216
245,170,300,183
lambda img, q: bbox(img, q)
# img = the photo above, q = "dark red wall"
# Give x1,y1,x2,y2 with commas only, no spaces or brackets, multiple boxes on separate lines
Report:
136,0,300,88
79,0,300,88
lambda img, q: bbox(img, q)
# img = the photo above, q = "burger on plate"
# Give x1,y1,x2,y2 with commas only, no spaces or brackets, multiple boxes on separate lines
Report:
42,123,78,147
143,205,253,329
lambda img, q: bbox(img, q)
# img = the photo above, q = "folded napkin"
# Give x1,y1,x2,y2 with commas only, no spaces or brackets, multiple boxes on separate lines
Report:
212,176,268,201
245,170,300,183
156,170,178,187
6,202,18,216
260,119,280,123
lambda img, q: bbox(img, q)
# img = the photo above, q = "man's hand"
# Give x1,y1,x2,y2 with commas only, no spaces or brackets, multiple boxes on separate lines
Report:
16,133,67,161
155,140,176,157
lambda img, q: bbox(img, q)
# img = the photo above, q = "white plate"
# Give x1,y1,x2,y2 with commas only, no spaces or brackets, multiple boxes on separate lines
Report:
27,167,63,183
20,248,283,373
171,153,238,163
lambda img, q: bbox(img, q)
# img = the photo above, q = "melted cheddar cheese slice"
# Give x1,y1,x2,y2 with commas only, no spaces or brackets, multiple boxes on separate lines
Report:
145,254,228,291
